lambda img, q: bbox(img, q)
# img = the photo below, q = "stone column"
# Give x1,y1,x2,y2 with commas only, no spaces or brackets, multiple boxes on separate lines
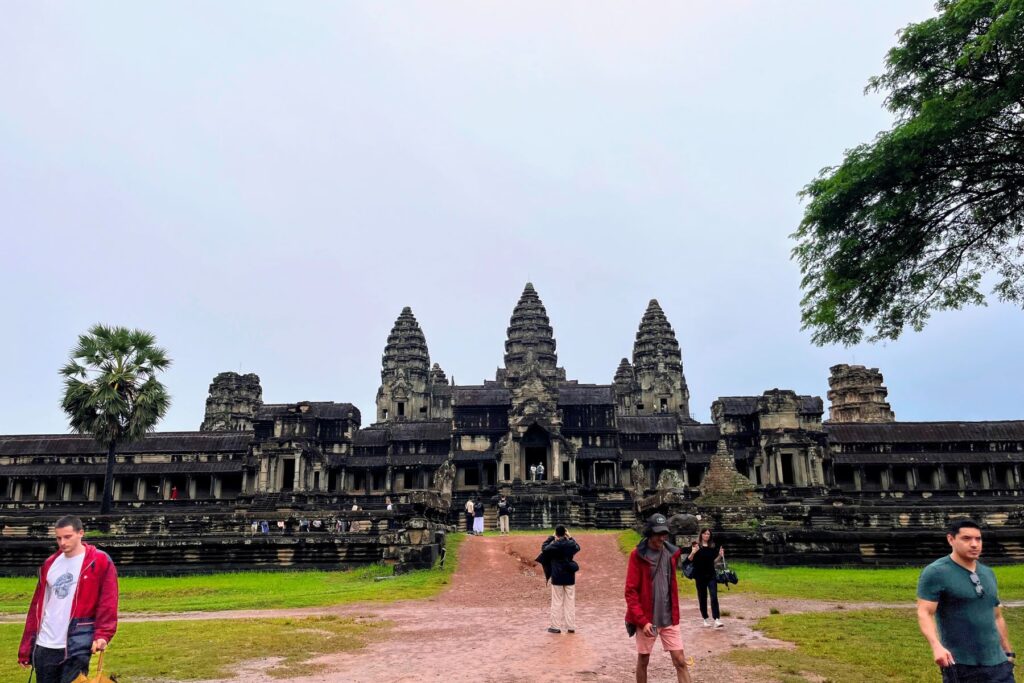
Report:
551,441,561,481
188,476,197,499
213,476,223,499
13,480,23,502
853,467,863,492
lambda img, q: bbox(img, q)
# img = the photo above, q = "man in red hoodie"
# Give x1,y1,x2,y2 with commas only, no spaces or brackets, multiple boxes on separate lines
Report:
18,515,119,683
624,513,692,683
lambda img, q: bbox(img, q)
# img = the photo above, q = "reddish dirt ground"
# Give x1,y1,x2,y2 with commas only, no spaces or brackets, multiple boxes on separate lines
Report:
204,532,794,683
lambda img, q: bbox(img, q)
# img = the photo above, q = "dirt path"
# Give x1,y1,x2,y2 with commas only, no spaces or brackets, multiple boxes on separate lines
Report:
196,533,795,683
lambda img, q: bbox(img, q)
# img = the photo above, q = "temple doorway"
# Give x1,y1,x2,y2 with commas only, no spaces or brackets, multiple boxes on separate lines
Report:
281,459,296,491
523,425,550,480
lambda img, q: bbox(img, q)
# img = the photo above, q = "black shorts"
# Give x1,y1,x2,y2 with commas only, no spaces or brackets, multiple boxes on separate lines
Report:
941,661,1015,683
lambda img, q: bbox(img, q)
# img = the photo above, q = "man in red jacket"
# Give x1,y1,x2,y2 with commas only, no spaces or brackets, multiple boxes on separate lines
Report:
624,513,692,683
18,515,119,683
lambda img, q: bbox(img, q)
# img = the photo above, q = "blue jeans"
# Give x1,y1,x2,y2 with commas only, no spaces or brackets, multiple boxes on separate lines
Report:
941,661,1015,683
33,645,90,683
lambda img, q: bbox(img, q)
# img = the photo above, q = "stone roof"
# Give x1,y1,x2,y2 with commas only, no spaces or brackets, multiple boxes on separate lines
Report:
386,421,453,441
680,424,720,441
715,395,822,417
453,386,511,407
833,451,1024,465
454,449,500,462
256,402,360,421
558,384,615,405
0,432,252,457
576,447,620,461
0,459,243,477
391,453,449,467
352,429,389,447
621,449,683,462
825,421,1024,443
617,415,679,435
346,455,387,468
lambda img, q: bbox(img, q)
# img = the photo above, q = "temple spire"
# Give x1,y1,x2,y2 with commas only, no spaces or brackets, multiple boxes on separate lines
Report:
501,282,563,384
376,307,432,422
631,299,691,418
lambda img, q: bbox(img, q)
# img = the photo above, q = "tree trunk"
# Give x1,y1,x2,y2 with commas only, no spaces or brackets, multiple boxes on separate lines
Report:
100,440,117,515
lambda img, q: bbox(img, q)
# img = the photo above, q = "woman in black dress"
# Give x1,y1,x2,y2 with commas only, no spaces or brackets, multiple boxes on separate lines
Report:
687,528,725,628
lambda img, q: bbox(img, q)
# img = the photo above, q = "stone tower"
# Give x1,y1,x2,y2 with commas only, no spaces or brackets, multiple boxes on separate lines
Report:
696,440,761,507
376,307,433,422
826,364,895,423
200,372,263,431
613,358,639,415
631,299,691,419
500,282,566,387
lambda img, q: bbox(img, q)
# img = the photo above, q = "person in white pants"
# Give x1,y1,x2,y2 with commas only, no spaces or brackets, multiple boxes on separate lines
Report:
539,525,580,634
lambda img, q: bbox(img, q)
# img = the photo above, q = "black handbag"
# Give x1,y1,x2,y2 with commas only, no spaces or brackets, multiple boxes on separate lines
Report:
682,560,695,580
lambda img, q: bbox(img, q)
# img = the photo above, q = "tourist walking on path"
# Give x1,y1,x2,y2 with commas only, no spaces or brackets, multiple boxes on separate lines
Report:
625,513,693,683
473,497,485,535
497,494,511,535
539,525,580,634
19,515,119,683
918,518,1016,683
464,498,474,533
687,528,725,628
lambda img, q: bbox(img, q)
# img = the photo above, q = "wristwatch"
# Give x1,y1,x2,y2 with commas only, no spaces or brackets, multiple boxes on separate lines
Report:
1006,651,1016,659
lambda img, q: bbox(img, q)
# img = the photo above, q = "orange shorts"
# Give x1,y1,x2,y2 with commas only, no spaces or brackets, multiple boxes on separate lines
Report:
635,623,683,654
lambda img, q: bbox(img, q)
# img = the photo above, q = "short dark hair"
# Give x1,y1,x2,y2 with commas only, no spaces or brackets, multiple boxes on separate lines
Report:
948,518,981,537
555,525,567,537
55,515,83,532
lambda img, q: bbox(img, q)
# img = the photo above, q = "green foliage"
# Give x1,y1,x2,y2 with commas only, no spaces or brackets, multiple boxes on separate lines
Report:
61,324,172,446
729,608,1024,682
0,533,465,614
60,324,171,512
0,616,380,681
795,0,1024,345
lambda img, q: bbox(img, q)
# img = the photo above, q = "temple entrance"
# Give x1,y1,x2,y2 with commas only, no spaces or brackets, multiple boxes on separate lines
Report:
522,425,550,481
281,459,295,491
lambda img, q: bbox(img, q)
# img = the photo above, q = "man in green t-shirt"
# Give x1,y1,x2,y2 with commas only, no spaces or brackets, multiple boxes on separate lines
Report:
917,519,1016,682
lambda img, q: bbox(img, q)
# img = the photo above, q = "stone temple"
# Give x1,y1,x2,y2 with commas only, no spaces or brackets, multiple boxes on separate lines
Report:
2,283,1024,567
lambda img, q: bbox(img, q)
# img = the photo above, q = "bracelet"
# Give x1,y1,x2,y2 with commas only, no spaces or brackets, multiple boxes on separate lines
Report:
1006,652,1016,658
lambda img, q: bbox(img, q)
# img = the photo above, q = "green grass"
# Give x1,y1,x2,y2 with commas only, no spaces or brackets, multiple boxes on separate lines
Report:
0,533,465,615
728,607,1024,683
0,616,381,681
615,531,1024,603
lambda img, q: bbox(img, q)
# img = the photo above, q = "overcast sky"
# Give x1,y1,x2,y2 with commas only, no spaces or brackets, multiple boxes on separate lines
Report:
3,1,1022,434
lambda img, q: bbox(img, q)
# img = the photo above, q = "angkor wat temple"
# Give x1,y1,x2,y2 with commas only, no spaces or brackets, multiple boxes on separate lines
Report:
2,283,1023,566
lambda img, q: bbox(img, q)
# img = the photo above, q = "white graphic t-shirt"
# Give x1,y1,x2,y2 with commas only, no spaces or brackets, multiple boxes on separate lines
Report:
37,552,86,648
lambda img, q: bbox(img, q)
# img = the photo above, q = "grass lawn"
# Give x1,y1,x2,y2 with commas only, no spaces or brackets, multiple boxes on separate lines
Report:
0,615,382,681
615,531,1024,602
727,607,1024,683
0,533,465,615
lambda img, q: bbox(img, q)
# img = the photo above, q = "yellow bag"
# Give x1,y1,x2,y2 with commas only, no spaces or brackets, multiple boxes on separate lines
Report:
71,650,116,683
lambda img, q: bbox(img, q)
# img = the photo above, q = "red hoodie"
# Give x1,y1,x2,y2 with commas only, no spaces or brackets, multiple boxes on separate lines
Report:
19,542,119,664
624,539,682,628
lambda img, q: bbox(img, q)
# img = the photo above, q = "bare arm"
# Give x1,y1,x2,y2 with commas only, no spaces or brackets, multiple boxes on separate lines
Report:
917,599,954,667
995,605,1013,656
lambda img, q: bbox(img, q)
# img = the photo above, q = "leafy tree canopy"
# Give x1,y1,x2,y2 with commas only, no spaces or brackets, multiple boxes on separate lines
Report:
60,324,172,447
794,0,1024,345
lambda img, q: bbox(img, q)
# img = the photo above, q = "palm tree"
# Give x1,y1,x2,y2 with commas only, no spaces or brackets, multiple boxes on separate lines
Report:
60,325,171,515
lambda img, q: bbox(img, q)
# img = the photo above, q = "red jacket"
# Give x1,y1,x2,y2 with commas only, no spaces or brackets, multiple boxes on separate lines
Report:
624,539,682,628
19,543,119,664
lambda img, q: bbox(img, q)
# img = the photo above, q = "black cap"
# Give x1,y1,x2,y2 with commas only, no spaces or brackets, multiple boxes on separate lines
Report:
647,513,670,534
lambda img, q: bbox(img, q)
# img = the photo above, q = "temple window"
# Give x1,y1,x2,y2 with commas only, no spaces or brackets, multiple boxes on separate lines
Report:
382,409,388,419
660,398,668,412
397,402,405,417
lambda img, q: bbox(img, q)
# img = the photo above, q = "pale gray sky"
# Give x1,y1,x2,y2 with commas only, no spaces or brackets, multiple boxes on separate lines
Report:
3,1,1021,434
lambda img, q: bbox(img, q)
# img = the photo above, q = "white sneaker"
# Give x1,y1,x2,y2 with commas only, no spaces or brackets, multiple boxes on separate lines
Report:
714,619,724,628
702,618,711,627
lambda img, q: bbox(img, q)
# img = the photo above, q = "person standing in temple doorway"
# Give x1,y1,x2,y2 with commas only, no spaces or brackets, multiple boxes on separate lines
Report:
170,485,178,501
536,462,545,481
464,497,475,534
540,525,579,634
625,513,693,683
473,496,485,535
19,515,120,683
497,494,511,535
918,518,1016,683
